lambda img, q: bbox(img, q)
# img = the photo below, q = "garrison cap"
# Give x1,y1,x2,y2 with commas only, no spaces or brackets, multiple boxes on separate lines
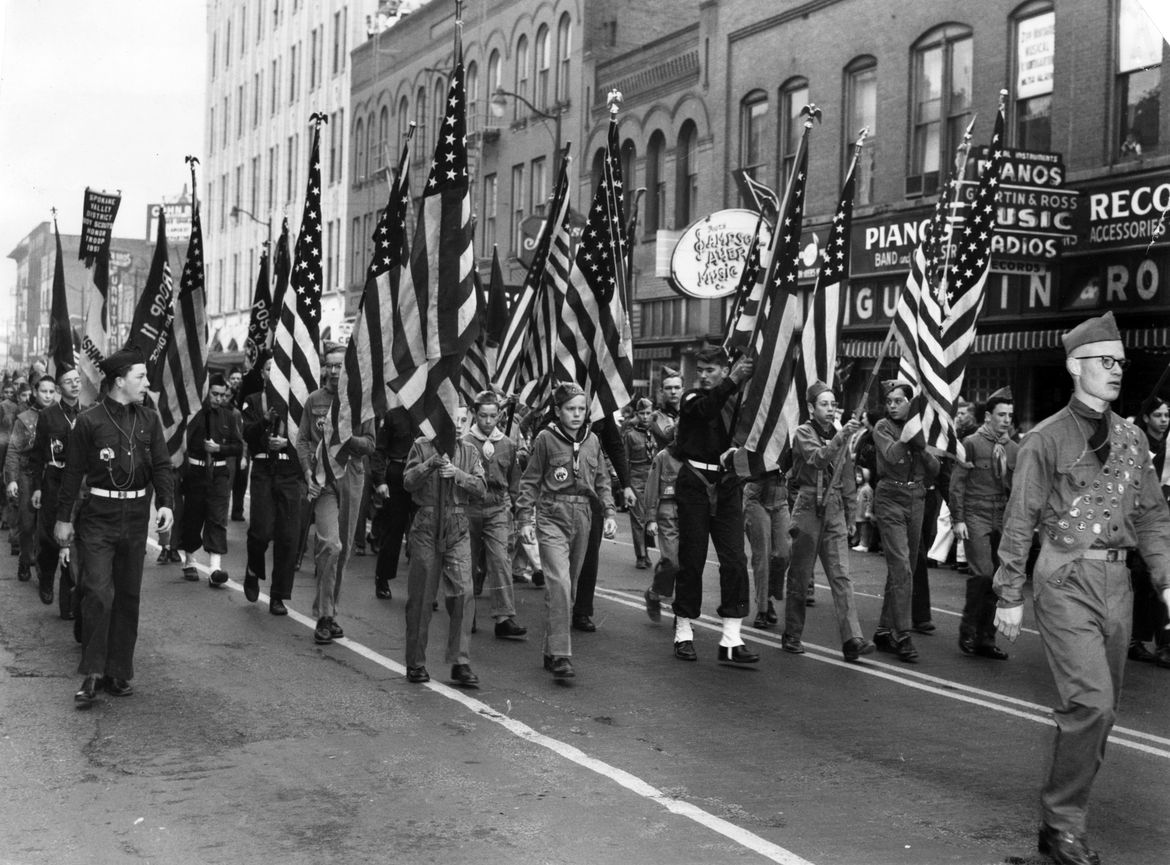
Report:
552,381,586,406
806,380,833,404
1062,311,1121,355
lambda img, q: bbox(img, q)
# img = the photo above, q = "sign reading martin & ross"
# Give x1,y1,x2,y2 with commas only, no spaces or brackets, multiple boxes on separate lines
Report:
669,209,772,299
79,188,122,264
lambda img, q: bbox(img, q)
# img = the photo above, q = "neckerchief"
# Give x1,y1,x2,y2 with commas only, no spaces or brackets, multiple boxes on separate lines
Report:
467,423,505,460
547,420,589,478
1068,397,1110,465
976,423,1011,480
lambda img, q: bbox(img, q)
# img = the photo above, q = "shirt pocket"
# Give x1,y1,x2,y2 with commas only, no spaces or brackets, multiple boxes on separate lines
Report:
135,428,154,461
546,455,576,492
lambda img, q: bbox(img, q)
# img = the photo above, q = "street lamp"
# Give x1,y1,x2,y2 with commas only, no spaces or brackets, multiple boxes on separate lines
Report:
230,205,272,251
490,86,563,176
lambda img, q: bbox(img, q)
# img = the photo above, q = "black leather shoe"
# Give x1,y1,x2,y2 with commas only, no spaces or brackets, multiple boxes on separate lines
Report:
766,600,778,624
673,640,697,662
494,617,528,640
1156,646,1170,669
531,570,545,587
873,630,897,654
1038,824,1100,865
958,635,977,655
912,620,936,634
156,547,171,564
571,614,596,632
548,656,575,679
103,677,133,697
168,548,183,563
182,566,199,582
60,609,75,621
269,598,288,616
843,637,875,662
752,612,771,629
893,635,919,663
644,589,662,622
450,664,479,686
781,634,805,654
375,582,392,599
243,571,259,603
327,618,344,639
1128,640,1158,663
804,590,816,607
718,644,760,665
74,674,101,708
974,644,1009,661
209,569,229,586
635,557,650,570
313,618,333,645
406,666,430,683
17,565,30,582
39,584,54,605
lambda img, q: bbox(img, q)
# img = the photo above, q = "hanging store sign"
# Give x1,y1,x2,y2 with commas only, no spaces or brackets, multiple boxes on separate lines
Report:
1069,173,1170,253
669,209,772,299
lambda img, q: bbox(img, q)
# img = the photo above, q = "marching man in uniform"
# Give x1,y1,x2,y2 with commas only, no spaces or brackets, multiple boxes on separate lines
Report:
994,311,1170,865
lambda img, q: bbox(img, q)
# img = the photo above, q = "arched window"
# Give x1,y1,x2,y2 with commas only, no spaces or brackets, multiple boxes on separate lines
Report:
488,48,501,94
433,78,446,148
415,86,427,159
377,105,390,172
675,120,698,226
397,95,409,148
354,116,365,184
645,131,666,232
535,24,551,109
466,60,479,134
556,14,572,103
909,23,973,195
778,77,808,192
620,138,637,216
515,35,529,119
739,90,768,192
366,112,377,176
845,56,877,205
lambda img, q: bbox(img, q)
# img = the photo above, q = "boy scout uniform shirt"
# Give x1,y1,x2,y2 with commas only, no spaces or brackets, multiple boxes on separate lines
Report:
790,419,857,515
644,448,682,518
462,428,519,509
648,406,679,452
994,398,1170,607
295,387,376,479
27,400,81,489
402,438,487,507
516,425,617,529
55,397,175,521
3,405,42,485
949,428,1018,523
872,417,940,484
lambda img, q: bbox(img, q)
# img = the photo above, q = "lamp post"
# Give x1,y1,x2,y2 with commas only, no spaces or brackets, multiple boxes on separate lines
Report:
230,205,272,252
490,86,563,176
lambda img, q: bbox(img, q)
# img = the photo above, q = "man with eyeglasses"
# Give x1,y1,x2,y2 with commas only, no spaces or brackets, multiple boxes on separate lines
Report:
993,311,1170,865
177,373,243,586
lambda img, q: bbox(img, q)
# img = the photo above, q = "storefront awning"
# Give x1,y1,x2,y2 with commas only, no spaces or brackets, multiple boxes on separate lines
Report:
840,326,1170,358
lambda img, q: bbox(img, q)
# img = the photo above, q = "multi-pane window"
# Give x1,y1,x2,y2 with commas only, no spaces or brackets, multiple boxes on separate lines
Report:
332,9,344,75
237,84,245,139
225,19,232,69
231,253,240,311
740,90,768,187
515,36,529,120
329,112,338,184
1014,5,1054,151
351,217,362,284
646,131,666,232
253,72,262,127
250,156,260,214
488,49,501,97
483,173,498,250
271,58,280,115
531,157,547,216
286,134,298,200
378,106,390,173
239,4,247,54
211,32,217,81
511,164,525,254
620,140,636,216
220,172,228,230
234,165,243,211
1117,0,1162,156
325,220,335,290
846,58,877,204
779,79,808,191
310,27,320,91
415,87,427,158
289,42,299,104
354,118,365,184
909,25,972,195
397,96,409,147
536,25,551,109
557,14,571,103
267,145,277,211
222,96,229,148
676,121,699,226
209,106,216,155
466,62,479,134
367,113,378,177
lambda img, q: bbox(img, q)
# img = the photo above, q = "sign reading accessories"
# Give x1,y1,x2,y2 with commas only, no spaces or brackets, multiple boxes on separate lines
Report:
1070,174,1170,252
669,209,772,299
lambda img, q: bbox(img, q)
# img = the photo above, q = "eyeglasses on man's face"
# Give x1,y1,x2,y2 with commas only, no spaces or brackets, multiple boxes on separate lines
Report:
1073,355,1130,371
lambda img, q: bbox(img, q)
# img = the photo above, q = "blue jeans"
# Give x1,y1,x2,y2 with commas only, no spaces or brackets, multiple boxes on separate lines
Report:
874,480,925,637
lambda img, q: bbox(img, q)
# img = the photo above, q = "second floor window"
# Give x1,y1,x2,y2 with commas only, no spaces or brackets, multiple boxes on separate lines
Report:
1014,5,1054,151
483,173,498,251
515,36,529,120
846,58,877,205
676,120,699,226
779,78,809,192
646,131,666,232
536,25,551,109
910,25,973,195
740,91,768,188
1117,0,1162,157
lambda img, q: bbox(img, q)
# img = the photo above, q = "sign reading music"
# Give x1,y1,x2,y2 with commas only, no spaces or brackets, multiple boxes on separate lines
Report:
669,209,773,299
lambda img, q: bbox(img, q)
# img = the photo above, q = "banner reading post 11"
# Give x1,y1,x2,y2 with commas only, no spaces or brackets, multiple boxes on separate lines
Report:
79,188,121,265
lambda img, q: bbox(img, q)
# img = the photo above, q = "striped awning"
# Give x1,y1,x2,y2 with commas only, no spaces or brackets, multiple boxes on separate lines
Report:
840,326,1170,358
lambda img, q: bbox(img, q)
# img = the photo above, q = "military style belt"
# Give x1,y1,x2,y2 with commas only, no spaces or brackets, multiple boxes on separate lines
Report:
1082,548,1132,562
881,478,922,487
253,452,291,461
90,488,147,500
546,493,593,503
189,457,228,468
687,459,721,473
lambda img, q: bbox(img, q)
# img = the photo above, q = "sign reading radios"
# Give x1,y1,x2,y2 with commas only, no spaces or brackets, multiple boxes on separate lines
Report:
669,209,772,299
79,188,122,265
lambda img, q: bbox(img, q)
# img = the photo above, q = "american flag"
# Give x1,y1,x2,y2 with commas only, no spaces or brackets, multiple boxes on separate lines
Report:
336,135,412,446
48,217,74,377
554,114,634,421
269,119,325,447
158,193,209,465
897,103,1006,455
494,154,572,400
731,124,810,476
268,218,291,344
126,212,174,383
391,24,478,456
783,152,857,432
459,246,508,403
723,210,771,357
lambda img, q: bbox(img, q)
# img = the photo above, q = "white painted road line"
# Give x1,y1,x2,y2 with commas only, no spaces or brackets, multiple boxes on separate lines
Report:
151,543,816,865
591,587,1170,760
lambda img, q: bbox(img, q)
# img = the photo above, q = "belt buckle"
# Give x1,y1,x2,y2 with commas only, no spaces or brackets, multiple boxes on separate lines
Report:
1106,549,1120,562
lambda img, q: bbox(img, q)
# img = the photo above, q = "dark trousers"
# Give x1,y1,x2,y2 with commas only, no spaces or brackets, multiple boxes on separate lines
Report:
672,466,750,620
230,456,248,517
246,460,303,601
874,480,925,637
572,498,604,619
374,464,412,585
911,487,940,626
36,469,75,617
179,466,232,555
1129,551,1169,645
76,496,151,680
961,505,1005,646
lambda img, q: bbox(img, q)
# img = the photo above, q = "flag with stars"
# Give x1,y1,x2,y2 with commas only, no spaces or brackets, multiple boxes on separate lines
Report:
459,246,508,403
555,114,634,421
782,153,857,435
337,137,413,446
899,103,1006,456
157,194,209,465
722,209,772,357
392,24,478,456
731,124,811,476
270,121,325,447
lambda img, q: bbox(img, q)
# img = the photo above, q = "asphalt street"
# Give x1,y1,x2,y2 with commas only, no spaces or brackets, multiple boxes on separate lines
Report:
2,510,1168,865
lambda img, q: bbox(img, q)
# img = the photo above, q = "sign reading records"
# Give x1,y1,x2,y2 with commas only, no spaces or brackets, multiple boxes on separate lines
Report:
669,209,772,299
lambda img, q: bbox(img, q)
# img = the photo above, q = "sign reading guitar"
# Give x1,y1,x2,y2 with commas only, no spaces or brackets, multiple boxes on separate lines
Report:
669,209,772,299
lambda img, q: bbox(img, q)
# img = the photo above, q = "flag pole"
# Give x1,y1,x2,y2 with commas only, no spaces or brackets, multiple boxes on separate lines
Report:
721,209,770,352
932,114,977,316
